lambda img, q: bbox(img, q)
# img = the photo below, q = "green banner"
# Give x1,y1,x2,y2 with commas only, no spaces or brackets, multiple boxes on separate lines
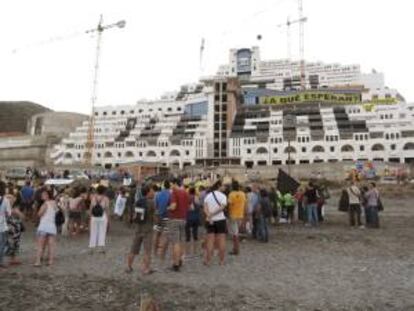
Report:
260,92,361,105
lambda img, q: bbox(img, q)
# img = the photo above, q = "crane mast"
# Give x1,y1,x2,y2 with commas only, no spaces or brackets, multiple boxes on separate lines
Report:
84,16,126,167
298,0,306,90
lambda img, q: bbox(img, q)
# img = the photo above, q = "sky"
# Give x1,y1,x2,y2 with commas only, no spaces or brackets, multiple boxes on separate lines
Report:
0,0,413,114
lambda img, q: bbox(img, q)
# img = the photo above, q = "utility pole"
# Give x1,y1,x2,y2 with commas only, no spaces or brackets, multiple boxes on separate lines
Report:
84,16,126,167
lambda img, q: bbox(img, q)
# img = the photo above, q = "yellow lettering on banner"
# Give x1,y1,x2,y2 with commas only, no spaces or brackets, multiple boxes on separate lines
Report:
260,92,366,105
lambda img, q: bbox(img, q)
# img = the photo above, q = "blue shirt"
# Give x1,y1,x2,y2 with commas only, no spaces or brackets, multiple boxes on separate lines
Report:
21,186,34,202
155,189,171,219
186,195,201,222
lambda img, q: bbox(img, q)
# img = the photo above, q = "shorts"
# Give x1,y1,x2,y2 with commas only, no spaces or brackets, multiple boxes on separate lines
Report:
167,219,185,244
228,219,242,236
185,219,200,242
20,202,32,212
130,231,152,255
154,218,169,233
69,211,82,221
37,230,56,238
206,219,227,235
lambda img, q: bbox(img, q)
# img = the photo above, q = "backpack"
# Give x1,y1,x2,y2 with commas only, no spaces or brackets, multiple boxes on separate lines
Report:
260,198,273,218
91,199,104,217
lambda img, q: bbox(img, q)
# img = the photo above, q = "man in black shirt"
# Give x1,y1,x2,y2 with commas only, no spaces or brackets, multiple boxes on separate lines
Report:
304,182,319,226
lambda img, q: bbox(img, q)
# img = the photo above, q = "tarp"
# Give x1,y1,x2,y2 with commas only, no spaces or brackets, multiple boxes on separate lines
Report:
45,179,74,186
277,169,300,194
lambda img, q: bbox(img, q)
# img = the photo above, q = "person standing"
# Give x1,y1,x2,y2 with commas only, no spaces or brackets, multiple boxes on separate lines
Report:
34,189,58,267
295,187,306,223
153,180,171,261
126,185,155,275
114,188,127,220
6,202,25,265
0,182,12,270
304,182,319,227
185,187,201,256
283,192,296,224
89,185,110,252
246,185,259,237
257,188,272,242
364,182,380,228
68,189,86,236
167,178,190,272
203,181,227,266
347,181,362,228
227,180,246,255
20,181,34,219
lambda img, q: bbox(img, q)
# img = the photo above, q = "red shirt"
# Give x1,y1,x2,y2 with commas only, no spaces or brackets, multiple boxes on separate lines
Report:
170,188,190,220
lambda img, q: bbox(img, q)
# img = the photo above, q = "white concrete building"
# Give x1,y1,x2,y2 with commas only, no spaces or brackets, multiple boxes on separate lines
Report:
52,48,414,169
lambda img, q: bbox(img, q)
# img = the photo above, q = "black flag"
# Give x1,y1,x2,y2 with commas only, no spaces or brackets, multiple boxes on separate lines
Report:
277,169,300,194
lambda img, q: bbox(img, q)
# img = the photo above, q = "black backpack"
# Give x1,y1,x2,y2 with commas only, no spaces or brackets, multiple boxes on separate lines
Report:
92,199,104,217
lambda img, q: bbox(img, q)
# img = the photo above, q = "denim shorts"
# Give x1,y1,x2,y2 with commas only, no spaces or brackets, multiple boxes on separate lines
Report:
37,230,56,238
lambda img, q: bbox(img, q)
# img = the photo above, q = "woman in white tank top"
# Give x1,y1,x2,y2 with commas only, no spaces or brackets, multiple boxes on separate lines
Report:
34,190,57,267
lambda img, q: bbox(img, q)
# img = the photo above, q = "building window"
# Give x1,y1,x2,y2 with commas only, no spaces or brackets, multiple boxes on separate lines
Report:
301,147,306,153
247,149,251,154
139,152,142,157
112,111,116,115
273,148,278,153
360,145,365,151
161,151,165,156
103,112,107,116
185,150,190,156
330,146,335,152
391,144,396,151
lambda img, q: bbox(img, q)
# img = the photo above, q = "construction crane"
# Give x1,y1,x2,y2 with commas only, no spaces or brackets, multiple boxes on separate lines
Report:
84,16,126,167
12,16,126,167
276,0,307,90
298,0,306,90
276,16,307,61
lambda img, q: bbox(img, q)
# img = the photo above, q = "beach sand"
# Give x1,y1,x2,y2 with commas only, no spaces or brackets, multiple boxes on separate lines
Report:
1,192,413,310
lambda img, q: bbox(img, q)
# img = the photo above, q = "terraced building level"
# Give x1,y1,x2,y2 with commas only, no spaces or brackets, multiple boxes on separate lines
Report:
52,48,414,169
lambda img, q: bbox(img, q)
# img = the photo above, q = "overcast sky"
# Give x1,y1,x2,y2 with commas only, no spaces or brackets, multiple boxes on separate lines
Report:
0,0,413,114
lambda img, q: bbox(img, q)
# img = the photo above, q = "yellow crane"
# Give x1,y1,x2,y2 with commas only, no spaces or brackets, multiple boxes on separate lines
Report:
12,15,126,167
84,16,126,167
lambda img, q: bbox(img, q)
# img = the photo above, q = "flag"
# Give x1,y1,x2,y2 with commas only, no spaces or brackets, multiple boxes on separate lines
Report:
277,169,300,194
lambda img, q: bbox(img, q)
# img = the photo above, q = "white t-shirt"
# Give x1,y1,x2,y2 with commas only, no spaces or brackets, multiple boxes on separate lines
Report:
0,197,11,233
204,191,227,222
347,185,361,205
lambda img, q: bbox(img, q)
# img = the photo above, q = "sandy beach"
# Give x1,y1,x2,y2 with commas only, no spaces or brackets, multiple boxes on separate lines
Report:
1,191,413,311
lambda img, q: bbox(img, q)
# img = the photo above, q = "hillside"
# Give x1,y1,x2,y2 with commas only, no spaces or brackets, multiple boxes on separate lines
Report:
0,101,52,134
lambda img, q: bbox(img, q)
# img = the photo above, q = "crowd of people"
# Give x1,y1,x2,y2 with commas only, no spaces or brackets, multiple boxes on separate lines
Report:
0,172,383,274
